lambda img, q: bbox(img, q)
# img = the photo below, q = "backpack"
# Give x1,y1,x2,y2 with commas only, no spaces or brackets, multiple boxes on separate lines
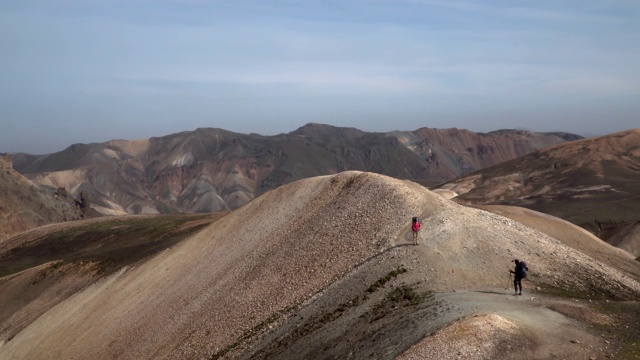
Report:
411,217,421,232
520,261,528,279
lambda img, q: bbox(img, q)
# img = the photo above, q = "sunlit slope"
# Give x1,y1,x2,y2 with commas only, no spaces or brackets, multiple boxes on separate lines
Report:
476,205,639,280
0,172,447,359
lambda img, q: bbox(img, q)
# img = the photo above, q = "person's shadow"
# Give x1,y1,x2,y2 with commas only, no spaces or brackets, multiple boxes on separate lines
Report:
386,243,415,251
472,290,510,295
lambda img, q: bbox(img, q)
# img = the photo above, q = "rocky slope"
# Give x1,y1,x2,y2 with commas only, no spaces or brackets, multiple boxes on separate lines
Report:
0,154,87,240
11,124,579,217
1,171,638,360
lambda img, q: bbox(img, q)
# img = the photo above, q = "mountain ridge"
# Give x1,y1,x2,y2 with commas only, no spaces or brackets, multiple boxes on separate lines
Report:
11,123,580,219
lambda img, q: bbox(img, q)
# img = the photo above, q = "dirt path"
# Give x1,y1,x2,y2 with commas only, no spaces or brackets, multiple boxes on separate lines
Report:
399,288,619,360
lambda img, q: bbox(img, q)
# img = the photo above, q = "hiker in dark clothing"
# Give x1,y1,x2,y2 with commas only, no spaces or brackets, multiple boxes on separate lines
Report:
509,259,524,295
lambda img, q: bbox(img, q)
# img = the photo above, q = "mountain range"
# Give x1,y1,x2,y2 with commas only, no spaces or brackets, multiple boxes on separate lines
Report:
2,125,640,359
10,124,579,218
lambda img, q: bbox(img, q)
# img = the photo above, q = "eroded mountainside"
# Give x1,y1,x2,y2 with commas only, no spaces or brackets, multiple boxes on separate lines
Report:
0,154,86,240
436,129,640,256
11,124,579,216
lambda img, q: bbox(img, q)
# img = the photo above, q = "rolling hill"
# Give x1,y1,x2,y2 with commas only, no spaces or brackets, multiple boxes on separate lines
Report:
1,172,638,359
0,212,222,347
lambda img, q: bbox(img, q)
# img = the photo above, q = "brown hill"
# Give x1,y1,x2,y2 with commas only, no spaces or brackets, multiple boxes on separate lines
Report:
11,124,578,218
393,127,580,182
435,129,640,251
0,154,88,240
1,172,638,359
0,212,221,345
606,220,640,257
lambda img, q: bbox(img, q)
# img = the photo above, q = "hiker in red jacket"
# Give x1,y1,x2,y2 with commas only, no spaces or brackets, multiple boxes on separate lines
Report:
411,217,421,246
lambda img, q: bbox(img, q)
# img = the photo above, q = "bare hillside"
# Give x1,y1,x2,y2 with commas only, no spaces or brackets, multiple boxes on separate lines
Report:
474,205,638,279
1,172,639,360
606,221,640,258
0,213,221,346
435,129,640,252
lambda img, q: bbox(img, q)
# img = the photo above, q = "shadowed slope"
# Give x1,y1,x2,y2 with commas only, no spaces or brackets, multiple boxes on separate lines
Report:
607,221,640,257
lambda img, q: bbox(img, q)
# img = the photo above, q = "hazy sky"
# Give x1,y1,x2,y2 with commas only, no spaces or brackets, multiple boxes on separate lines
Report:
1,1,639,154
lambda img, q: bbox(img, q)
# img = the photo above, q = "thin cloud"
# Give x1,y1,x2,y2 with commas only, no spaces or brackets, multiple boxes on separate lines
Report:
394,0,627,24
1,0,639,154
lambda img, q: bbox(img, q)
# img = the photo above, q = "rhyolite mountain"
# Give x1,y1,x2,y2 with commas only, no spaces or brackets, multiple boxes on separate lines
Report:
435,129,640,256
0,155,88,240
11,123,581,216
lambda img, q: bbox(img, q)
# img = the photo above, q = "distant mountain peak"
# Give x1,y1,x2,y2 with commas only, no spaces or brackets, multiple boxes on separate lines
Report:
291,123,366,138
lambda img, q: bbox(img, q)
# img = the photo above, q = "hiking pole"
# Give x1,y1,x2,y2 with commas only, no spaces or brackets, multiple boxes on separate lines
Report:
505,271,511,290
451,268,455,292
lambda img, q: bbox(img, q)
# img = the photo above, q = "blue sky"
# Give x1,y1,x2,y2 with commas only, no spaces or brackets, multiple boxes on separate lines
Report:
1,0,639,154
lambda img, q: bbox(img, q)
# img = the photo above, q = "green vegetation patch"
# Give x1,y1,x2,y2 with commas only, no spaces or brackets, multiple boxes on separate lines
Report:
370,285,432,322
262,269,411,353
0,213,218,277
535,277,635,301
367,266,407,293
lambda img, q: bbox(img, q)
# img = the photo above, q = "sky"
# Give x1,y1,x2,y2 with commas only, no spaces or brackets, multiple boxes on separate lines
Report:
1,0,639,154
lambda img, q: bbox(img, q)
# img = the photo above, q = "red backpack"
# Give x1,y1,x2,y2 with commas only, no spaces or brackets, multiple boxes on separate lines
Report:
412,217,421,231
